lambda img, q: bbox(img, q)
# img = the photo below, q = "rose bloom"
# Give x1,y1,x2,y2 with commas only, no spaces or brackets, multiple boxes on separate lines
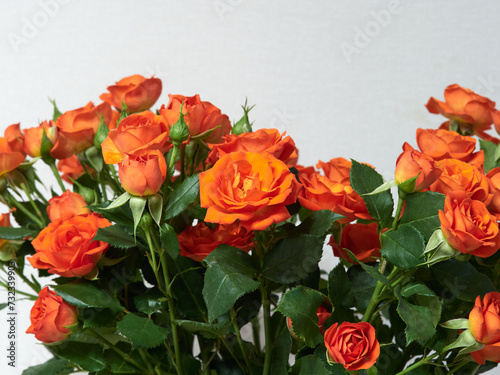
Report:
298,158,372,223
207,128,298,166
159,94,231,144
395,149,441,193
330,222,381,263
23,120,58,158
439,191,500,258
178,222,254,262
28,213,112,277
47,190,91,221
0,123,25,177
428,158,491,204
414,128,477,162
325,321,380,371
26,287,78,343
51,102,119,160
101,110,171,165
57,155,90,183
100,74,162,114
469,292,500,364
487,167,500,219
118,150,167,197
426,84,500,141
199,151,301,231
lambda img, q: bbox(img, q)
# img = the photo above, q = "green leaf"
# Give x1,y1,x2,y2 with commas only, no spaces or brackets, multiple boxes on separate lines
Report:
129,196,146,237
399,191,445,241
346,250,390,286
85,146,103,173
103,349,137,373
81,307,117,328
50,98,62,121
93,225,136,249
102,192,132,211
53,280,123,314
21,358,73,375
348,266,377,311
160,223,180,260
380,226,425,269
290,354,331,375
116,313,170,349
148,194,163,226
440,318,470,330
203,245,260,322
94,117,110,149
164,175,199,220
431,260,496,302
176,319,231,339
480,139,498,173
364,179,397,196
276,286,324,347
396,288,435,344
328,263,352,309
350,160,394,229
89,200,134,227
134,289,167,315
292,210,343,236
49,341,106,372
442,329,480,352
262,234,325,284
270,316,292,375
0,226,38,240
401,282,436,298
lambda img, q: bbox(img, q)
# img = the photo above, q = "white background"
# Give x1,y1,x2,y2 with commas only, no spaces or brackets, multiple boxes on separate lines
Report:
1,0,500,373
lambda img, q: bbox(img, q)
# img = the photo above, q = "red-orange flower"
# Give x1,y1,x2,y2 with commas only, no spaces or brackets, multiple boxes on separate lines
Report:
415,128,477,161
426,84,500,142
51,102,118,160
118,150,167,197
395,149,441,193
23,120,58,157
330,222,381,263
57,155,89,183
0,210,15,261
26,287,78,343
298,158,372,223
0,123,25,177
47,190,91,221
28,213,112,277
100,74,162,114
439,191,500,258
429,158,491,204
199,151,301,231
324,321,380,371
487,167,500,219
101,111,171,165
178,222,254,262
469,292,500,364
207,128,298,166
160,94,231,144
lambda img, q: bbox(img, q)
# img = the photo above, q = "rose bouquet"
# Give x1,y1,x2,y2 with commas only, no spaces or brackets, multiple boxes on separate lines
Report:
2,77,500,374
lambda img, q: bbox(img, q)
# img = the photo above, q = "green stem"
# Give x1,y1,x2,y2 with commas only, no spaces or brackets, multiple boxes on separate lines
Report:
220,337,246,373
48,161,66,192
137,348,155,374
392,189,406,231
395,352,439,375
251,317,262,357
231,308,253,375
180,147,186,181
362,281,384,322
261,282,272,375
7,193,44,228
20,183,46,226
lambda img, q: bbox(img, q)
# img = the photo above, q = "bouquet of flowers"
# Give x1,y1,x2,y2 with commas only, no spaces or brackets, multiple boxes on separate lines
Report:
2,76,500,375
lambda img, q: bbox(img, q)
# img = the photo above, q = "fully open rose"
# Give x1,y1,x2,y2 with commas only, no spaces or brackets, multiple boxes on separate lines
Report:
469,292,500,364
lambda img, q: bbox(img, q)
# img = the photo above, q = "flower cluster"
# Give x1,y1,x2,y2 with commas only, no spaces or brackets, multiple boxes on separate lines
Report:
1,80,500,374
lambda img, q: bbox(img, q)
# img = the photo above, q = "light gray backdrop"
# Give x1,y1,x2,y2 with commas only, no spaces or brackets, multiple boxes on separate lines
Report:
1,1,500,373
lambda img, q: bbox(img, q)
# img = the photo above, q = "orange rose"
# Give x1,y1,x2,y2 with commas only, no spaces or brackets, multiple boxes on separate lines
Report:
178,222,254,262
28,213,112,277
429,158,491,204
207,128,298,166
100,74,162,114
57,155,89,183
199,151,301,231
324,321,380,371
118,150,167,197
469,292,500,364
101,111,171,165
26,287,77,343
426,84,500,142
298,158,372,223
0,123,25,177
394,149,441,193
51,102,118,160
439,191,500,258
330,222,381,263
160,94,231,144
47,190,91,221
415,128,477,161
0,210,16,261
487,167,500,219
23,120,58,158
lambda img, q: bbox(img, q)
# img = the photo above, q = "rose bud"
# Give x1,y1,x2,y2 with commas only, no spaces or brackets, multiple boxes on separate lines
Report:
395,149,442,193
324,321,380,371
0,123,25,178
26,287,78,343
118,150,167,197
47,190,91,221
23,120,58,158
100,74,162,114
469,292,500,364
439,191,500,258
